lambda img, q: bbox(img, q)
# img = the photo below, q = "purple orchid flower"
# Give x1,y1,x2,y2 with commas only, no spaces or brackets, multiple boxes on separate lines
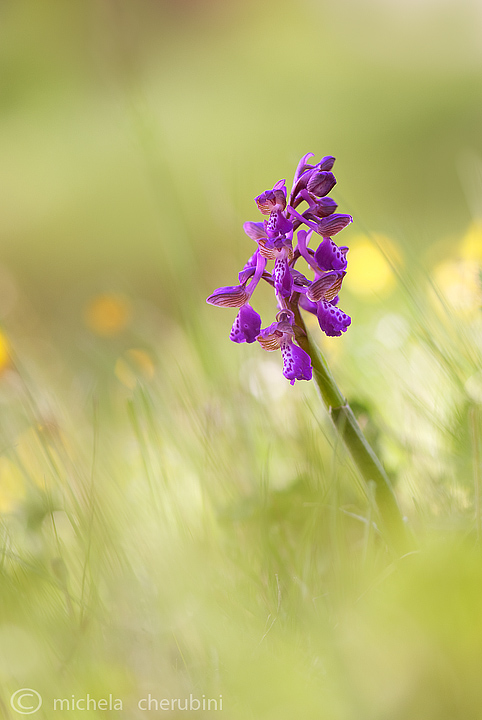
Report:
206,154,353,383
257,310,312,385
207,251,266,343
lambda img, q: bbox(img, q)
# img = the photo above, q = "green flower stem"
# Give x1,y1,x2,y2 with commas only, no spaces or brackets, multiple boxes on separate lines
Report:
292,302,409,548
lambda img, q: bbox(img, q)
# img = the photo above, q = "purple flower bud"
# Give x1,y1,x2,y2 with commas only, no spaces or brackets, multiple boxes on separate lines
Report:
308,197,338,219
307,171,337,197
314,238,348,272
230,304,262,344
318,156,336,171
316,300,351,337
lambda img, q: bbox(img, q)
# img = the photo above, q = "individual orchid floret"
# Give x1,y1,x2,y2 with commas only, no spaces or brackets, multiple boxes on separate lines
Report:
295,258,350,336
243,218,294,270
255,179,287,214
255,180,293,238
257,310,312,385
243,222,279,261
207,250,267,344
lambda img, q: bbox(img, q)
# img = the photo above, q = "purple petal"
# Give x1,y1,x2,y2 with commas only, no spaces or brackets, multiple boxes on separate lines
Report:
255,182,287,214
243,221,267,241
266,209,292,237
258,321,278,337
280,340,312,384
273,256,293,299
316,300,351,337
317,156,336,171
317,213,353,236
307,171,337,197
314,238,348,272
273,179,287,196
238,251,258,283
206,284,249,308
230,304,262,344
257,322,283,351
290,268,311,288
257,239,278,261
293,153,315,181
307,271,345,303
298,294,318,315
308,197,338,219
291,170,315,200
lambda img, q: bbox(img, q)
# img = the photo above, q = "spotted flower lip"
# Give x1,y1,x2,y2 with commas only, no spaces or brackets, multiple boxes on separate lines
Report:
316,300,351,337
314,238,349,272
230,304,262,344
273,253,293,299
206,153,352,384
281,341,312,385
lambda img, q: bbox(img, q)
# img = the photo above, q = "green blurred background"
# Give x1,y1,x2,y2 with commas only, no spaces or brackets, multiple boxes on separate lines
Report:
1,0,481,322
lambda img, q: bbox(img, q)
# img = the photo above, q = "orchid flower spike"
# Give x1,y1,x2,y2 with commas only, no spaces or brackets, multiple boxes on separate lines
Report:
207,154,352,384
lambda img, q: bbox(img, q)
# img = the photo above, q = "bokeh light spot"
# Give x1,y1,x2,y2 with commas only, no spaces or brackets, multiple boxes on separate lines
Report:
84,294,132,337
375,313,410,349
432,259,481,313
344,235,398,299
0,458,25,513
115,348,155,389
460,221,482,261
0,330,10,373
